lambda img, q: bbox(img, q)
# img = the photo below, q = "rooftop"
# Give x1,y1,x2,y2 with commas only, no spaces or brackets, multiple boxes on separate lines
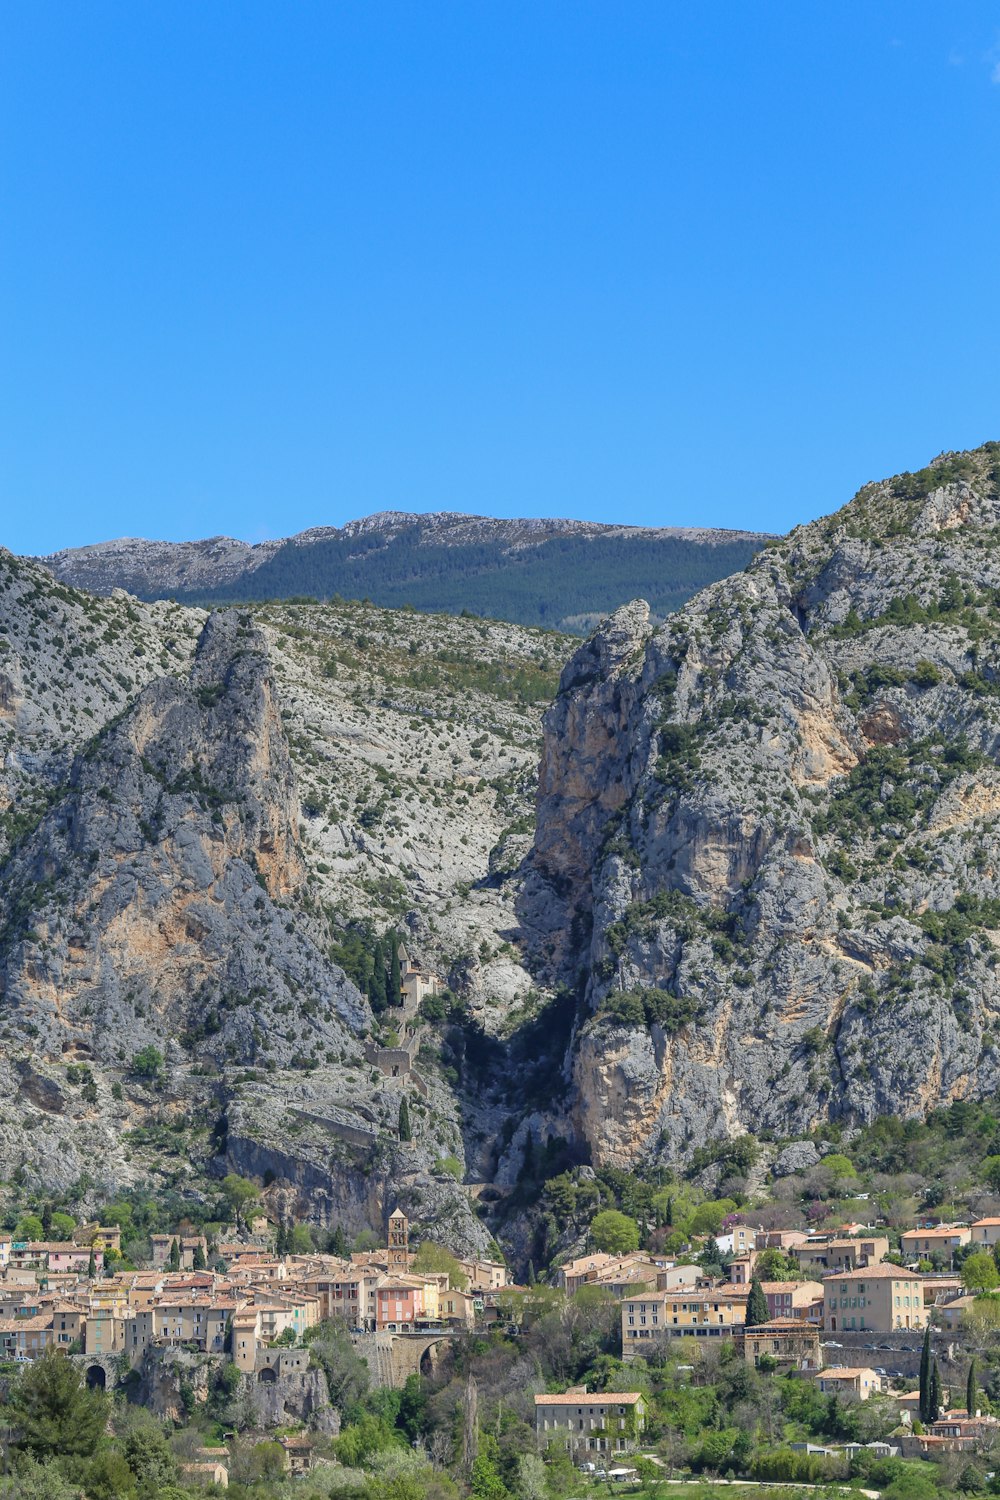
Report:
534,1391,643,1406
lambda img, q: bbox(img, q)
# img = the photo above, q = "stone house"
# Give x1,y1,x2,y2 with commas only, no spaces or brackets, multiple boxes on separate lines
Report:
823,1265,926,1332
152,1296,234,1352
150,1234,208,1271
74,1223,123,1253
0,1314,54,1359
900,1225,971,1262
52,1301,86,1349
457,1257,508,1291
232,1308,260,1373
533,1388,646,1457
279,1436,314,1474
791,1235,889,1275
621,1287,747,1350
936,1295,979,1333
736,1317,821,1370
761,1279,825,1321
180,1461,229,1488
397,944,441,1009
729,1252,759,1284
376,1275,427,1331
556,1253,615,1292
756,1229,810,1251
970,1217,1000,1248
815,1367,882,1401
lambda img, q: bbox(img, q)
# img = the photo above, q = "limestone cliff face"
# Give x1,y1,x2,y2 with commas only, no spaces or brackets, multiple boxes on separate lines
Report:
0,598,493,1254
0,609,366,1068
0,609,369,1190
523,445,1000,1167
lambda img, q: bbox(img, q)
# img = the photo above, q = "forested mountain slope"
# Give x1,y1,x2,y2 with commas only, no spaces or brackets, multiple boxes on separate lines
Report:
42,511,766,634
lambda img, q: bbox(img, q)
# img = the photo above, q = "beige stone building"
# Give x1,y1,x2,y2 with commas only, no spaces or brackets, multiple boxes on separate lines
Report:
900,1226,970,1261
622,1287,747,1350
736,1318,821,1370
398,944,441,1008
970,1217,1000,1248
823,1265,926,1332
791,1235,889,1275
534,1388,646,1457
816,1367,882,1401
150,1234,209,1271
761,1280,825,1321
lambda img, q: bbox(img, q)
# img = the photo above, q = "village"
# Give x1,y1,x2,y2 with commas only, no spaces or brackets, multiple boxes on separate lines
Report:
3,1199,1000,1485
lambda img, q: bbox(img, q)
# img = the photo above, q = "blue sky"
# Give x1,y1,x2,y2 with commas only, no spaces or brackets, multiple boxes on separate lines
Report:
3,2,1000,554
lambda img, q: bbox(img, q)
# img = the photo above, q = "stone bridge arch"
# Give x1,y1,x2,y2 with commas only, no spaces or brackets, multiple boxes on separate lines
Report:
389,1334,452,1385
75,1353,121,1391
351,1331,456,1388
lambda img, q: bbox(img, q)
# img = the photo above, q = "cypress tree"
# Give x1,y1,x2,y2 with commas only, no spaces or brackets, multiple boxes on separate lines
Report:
967,1357,977,1417
390,936,402,1006
168,1236,180,1272
87,1248,96,1279
370,940,387,1012
398,1096,412,1142
527,1260,536,1286
930,1358,942,1423
193,1242,207,1270
745,1275,769,1327
275,1223,288,1256
919,1325,932,1422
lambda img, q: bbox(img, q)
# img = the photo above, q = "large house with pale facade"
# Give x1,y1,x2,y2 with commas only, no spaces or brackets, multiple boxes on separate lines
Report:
823,1265,926,1332
534,1388,646,1457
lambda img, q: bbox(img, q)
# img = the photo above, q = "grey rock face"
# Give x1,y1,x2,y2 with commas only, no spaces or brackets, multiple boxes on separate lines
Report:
522,444,1000,1168
772,1141,822,1177
0,577,486,1250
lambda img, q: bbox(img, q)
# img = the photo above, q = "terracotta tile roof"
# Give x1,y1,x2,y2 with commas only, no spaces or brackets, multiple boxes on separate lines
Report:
534,1391,643,1406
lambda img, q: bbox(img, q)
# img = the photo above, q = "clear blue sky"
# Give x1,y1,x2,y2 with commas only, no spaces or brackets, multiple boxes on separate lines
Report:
3,2,1000,554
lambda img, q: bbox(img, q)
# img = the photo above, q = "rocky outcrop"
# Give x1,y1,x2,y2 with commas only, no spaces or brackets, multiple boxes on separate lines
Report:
523,443,1000,1168
0,581,487,1250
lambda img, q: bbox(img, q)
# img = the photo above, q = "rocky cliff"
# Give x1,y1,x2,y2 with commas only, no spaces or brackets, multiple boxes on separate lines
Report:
0,555,496,1251
523,444,1000,1169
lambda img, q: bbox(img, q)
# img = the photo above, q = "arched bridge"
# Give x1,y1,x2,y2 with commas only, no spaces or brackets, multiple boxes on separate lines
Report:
351,1331,455,1388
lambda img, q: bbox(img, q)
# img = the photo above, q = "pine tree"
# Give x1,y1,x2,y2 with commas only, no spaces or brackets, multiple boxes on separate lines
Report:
390,936,402,1006
11,1347,106,1458
168,1237,180,1272
967,1357,977,1417
745,1275,769,1327
919,1325,932,1423
398,1096,412,1142
930,1358,942,1423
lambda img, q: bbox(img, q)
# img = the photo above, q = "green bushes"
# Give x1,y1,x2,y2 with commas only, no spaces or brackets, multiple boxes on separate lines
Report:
750,1448,848,1483
598,987,703,1034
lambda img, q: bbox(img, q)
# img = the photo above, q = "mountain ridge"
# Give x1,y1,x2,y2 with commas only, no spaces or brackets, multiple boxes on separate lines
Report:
39,510,769,635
